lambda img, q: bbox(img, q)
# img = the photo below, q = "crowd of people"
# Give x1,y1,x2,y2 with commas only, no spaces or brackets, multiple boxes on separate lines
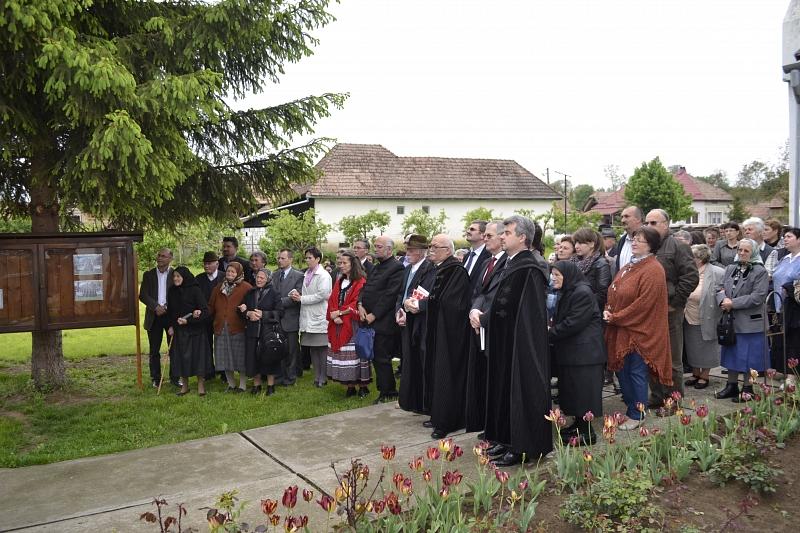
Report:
139,211,800,466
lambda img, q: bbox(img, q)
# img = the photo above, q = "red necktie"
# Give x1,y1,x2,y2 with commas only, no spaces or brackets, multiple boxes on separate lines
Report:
482,256,497,285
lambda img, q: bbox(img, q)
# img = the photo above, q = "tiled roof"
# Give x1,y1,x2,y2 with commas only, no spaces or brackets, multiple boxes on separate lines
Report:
673,168,733,201
306,144,562,200
587,187,627,215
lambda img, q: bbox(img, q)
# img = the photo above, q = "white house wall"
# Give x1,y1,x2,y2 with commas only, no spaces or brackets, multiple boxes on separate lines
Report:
313,197,557,246
683,200,731,225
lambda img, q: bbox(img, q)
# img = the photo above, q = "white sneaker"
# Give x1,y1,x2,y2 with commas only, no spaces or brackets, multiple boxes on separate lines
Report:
619,418,641,431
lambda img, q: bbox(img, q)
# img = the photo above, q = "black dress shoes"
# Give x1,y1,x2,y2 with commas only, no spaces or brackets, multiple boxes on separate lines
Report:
346,387,357,397
486,443,509,457
715,382,739,400
358,387,369,398
476,431,486,440
250,385,262,395
431,429,448,439
373,393,399,405
422,420,434,428
266,385,275,396
493,452,523,467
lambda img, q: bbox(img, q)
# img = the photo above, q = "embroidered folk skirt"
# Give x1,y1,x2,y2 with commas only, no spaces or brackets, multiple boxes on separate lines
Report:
327,341,372,385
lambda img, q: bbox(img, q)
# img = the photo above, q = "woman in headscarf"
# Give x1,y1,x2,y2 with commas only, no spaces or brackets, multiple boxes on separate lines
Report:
604,226,672,430
241,269,282,395
549,260,606,445
209,262,253,392
167,266,211,396
571,228,611,312
326,250,370,397
714,238,769,402
770,227,800,384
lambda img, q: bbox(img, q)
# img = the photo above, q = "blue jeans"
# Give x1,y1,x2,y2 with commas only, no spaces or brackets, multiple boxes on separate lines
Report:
616,352,649,420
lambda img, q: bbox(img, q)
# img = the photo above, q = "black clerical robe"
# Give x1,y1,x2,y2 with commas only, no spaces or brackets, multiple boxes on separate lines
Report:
425,256,472,433
484,249,553,458
398,259,436,413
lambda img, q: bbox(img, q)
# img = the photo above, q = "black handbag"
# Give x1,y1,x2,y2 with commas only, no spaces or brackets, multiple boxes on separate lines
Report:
259,324,287,368
717,311,736,346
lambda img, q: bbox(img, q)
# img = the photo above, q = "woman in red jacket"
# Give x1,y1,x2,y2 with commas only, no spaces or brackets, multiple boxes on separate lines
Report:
326,250,370,397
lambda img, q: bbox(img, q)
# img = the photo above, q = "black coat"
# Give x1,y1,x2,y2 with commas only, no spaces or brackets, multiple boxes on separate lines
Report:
581,254,612,312
466,247,493,291
241,286,282,339
359,256,405,335
425,256,472,432
196,272,221,302
485,250,552,457
398,259,436,414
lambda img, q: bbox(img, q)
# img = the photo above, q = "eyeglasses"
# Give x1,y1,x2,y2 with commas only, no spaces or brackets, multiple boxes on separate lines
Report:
646,221,660,226
428,245,449,250
632,239,648,244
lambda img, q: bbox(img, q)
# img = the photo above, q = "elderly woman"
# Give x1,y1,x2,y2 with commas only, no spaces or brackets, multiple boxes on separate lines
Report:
704,227,720,251
712,222,741,267
557,235,576,261
715,238,769,402
771,227,800,384
683,245,725,389
209,262,253,392
549,260,606,445
604,226,672,430
572,228,611,312
240,269,282,395
291,246,333,387
167,266,211,396
326,250,370,397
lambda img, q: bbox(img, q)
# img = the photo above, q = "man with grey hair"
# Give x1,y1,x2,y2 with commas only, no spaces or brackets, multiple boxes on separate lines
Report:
358,235,405,403
139,248,177,387
247,250,268,285
424,234,472,439
742,217,774,264
353,238,374,276
483,215,552,466
644,208,699,408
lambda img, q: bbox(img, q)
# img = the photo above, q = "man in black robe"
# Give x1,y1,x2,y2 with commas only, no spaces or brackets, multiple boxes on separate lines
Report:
425,234,472,439
465,220,507,436
397,234,436,414
483,215,552,466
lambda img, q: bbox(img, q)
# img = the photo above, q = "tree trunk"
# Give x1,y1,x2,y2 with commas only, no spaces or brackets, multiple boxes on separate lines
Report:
29,155,67,390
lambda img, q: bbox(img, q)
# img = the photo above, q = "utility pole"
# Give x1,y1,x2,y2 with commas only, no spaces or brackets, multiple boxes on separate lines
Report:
552,169,570,232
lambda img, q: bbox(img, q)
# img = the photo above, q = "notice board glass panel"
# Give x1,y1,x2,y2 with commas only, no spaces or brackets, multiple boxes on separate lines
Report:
0,248,36,330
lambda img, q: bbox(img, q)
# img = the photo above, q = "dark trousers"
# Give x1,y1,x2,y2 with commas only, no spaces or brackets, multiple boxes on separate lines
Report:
617,352,648,420
279,331,301,384
147,314,175,383
373,332,399,395
650,307,685,401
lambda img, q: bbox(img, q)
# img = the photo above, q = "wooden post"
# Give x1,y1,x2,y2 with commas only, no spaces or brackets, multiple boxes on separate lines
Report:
133,247,143,390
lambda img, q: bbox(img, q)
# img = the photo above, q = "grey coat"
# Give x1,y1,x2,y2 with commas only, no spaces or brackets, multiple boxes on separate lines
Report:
696,263,726,341
715,264,769,334
271,267,304,332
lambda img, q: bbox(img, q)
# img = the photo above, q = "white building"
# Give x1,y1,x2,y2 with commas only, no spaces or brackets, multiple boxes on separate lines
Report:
244,143,562,249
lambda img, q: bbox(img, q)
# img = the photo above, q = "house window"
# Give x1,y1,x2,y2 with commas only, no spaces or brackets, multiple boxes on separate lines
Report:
686,212,698,224
708,212,722,225
396,205,405,215
422,205,430,214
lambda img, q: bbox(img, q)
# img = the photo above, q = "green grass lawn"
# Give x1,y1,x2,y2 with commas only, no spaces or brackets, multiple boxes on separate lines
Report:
0,355,377,468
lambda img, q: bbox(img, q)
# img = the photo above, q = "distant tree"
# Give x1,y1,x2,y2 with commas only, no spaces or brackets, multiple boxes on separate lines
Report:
461,207,495,227
259,209,331,267
570,184,595,210
337,209,391,244
535,202,602,234
514,207,537,219
550,179,572,198
695,171,730,191
736,161,773,189
604,164,627,190
668,164,683,174
401,209,447,238
624,157,694,222
728,197,750,223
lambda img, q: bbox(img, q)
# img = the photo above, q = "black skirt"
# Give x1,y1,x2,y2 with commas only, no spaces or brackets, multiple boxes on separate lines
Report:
558,363,604,418
171,328,211,378
245,336,282,377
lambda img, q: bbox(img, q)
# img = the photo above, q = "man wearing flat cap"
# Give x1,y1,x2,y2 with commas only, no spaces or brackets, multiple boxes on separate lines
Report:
197,251,222,380
397,234,436,414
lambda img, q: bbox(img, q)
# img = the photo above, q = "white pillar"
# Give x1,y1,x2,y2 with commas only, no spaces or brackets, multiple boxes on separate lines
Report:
783,1,800,226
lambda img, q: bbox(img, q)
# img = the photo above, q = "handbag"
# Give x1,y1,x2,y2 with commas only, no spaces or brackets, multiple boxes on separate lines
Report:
354,325,376,361
717,311,736,346
259,324,287,368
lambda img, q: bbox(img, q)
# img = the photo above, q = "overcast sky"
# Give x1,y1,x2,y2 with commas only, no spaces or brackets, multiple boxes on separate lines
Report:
245,0,790,190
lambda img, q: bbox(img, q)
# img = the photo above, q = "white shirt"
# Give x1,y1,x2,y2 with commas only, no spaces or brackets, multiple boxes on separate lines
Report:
205,270,218,282
156,268,169,306
465,244,485,275
619,234,634,269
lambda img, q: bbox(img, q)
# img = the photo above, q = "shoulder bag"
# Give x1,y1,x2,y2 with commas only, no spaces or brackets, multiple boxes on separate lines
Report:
717,311,736,346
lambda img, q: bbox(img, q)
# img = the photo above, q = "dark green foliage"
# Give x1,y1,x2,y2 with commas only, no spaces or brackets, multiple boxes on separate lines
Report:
624,157,694,222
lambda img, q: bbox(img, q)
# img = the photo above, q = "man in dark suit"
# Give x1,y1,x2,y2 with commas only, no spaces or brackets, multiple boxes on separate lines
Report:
272,248,304,385
463,220,492,290
614,205,643,272
466,220,507,437
353,239,375,277
139,248,176,387
197,251,222,381
217,236,252,281
358,235,405,403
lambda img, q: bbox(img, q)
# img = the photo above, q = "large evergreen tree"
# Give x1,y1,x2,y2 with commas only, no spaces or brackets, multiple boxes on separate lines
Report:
624,157,693,222
1,0,345,389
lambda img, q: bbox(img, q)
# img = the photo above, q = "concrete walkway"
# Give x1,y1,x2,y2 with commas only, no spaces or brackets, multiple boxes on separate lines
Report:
1,371,743,532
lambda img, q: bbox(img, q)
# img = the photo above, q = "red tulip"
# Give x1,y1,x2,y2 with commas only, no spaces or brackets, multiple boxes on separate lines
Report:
426,447,440,460
317,494,335,513
582,410,595,422
439,485,450,499
372,499,386,513
392,473,405,490
261,498,278,516
297,515,308,528
639,426,650,437
282,486,298,509
284,516,298,532
302,489,313,502
495,468,509,484
408,456,424,471
568,435,579,447
381,444,396,460
399,477,413,495
613,412,626,425
680,414,691,426
766,368,777,379
442,470,463,486
670,390,683,403
446,445,463,462
695,404,709,418
788,358,799,369
269,514,280,526
422,469,432,482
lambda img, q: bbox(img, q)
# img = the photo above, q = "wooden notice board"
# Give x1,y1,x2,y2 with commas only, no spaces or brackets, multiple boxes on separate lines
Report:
0,232,143,333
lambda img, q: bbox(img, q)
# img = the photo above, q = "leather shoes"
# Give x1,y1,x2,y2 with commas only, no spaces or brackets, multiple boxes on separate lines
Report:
493,451,523,467
476,431,486,440
715,382,739,400
358,387,369,398
373,393,398,405
346,387,356,397
422,420,434,428
431,429,448,439
694,379,709,389
487,443,509,457
685,377,699,387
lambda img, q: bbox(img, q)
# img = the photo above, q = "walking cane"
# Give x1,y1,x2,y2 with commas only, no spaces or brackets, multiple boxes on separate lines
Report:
157,334,174,396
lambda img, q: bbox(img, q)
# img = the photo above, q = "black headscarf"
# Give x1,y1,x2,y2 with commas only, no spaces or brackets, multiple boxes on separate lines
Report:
173,266,198,288
552,260,590,293
168,266,199,319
